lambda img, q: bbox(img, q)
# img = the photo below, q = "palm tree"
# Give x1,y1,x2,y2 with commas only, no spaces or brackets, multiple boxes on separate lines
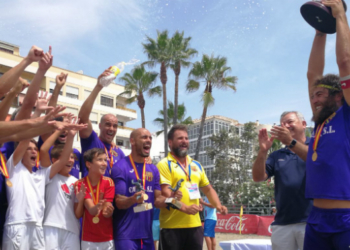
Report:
187,54,238,160
154,101,193,135
170,31,198,125
118,65,160,128
143,30,173,155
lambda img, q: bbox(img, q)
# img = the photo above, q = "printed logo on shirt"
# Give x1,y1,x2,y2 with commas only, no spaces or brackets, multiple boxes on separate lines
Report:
61,184,72,200
145,171,153,182
191,166,198,171
130,169,135,173
112,150,118,157
73,154,78,161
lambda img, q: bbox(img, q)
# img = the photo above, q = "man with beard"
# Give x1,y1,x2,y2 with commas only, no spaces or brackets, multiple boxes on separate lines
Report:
78,68,125,177
252,111,312,250
304,0,350,248
112,128,185,250
157,124,227,250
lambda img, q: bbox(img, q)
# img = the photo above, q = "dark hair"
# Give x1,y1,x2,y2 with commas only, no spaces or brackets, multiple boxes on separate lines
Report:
314,74,341,96
168,124,188,140
15,138,38,150
50,144,70,160
83,148,105,165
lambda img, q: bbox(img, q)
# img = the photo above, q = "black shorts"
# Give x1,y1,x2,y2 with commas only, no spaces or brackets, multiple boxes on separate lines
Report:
159,226,203,250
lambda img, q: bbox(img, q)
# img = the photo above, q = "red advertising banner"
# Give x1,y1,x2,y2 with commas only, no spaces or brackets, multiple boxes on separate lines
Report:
257,216,274,236
216,214,259,234
216,214,274,236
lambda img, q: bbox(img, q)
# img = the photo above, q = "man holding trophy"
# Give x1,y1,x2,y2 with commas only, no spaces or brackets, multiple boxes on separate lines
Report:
112,128,184,250
304,0,350,248
157,125,227,250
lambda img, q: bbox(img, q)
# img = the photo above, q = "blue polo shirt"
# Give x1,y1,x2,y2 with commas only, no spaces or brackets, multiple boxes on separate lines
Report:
266,137,313,226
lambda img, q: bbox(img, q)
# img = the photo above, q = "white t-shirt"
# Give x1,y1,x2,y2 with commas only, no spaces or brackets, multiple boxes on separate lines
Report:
5,154,51,226
43,174,80,235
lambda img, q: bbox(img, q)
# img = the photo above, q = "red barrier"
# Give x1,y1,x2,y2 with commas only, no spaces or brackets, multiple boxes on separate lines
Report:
257,216,274,236
216,214,274,236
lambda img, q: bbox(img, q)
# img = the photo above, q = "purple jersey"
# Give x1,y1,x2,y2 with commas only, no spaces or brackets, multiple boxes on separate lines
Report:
80,131,125,178
38,137,81,179
306,103,350,200
111,156,161,240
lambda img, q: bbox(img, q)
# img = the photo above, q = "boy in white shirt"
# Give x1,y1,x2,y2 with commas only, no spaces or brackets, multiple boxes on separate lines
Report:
40,124,86,250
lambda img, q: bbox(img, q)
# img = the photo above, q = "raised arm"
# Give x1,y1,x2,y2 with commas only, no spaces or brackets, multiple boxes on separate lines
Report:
40,130,61,167
252,129,272,182
31,91,52,119
78,68,111,139
0,46,43,98
325,0,350,105
307,30,327,105
48,72,67,111
16,46,53,121
0,78,29,121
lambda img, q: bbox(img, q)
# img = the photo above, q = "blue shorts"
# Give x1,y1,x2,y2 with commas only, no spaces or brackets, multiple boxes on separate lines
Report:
304,206,350,250
152,220,160,241
204,219,216,238
115,238,154,250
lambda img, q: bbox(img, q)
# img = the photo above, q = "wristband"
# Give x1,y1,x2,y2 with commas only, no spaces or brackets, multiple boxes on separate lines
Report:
340,75,350,89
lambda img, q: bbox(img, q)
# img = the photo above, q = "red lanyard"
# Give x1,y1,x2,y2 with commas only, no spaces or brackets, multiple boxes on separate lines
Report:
171,153,191,182
129,155,146,189
99,138,114,169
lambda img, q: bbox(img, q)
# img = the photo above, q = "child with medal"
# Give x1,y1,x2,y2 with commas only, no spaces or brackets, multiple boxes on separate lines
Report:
75,148,115,250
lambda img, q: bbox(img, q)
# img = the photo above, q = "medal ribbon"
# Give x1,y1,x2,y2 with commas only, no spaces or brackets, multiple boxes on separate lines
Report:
86,176,101,205
0,153,9,179
98,138,114,169
36,152,40,169
171,153,191,182
312,112,336,153
129,155,146,190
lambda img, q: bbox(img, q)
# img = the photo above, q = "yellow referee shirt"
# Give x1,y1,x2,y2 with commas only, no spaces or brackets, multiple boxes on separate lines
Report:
157,153,210,229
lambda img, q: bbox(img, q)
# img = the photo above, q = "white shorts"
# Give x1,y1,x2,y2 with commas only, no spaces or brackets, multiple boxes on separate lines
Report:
271,222,306,250
81,240,114,250
44,226,80,250
2,223,45,250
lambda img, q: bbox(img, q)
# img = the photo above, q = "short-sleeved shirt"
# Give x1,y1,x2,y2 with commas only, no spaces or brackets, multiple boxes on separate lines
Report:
43,174,80,235
203,196,217,221
306,103,350,200
157,153,210,229
37,137,81,179
80,131,125,178
266,138,313,226
153,208,160,221
5,154,51,226
111,156,161,240
75,176,114,242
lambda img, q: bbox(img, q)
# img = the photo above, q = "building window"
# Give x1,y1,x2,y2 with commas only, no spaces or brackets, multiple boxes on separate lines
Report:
49,81,62,95
118,121,124,127
116,140,124,146
65,107,78,116
66,85,79,99
101,95,113,107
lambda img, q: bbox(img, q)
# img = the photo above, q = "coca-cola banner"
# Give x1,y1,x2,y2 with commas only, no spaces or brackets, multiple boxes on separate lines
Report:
216,214,274,236
216,214,259,234
257,216,274,236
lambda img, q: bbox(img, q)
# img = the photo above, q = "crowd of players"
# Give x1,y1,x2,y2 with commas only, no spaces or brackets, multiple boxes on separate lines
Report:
0,44,227,250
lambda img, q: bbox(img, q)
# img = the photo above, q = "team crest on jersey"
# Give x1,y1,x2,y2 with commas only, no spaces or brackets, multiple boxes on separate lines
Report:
112,150,118,157
61,184,72,199
191,166,198,171
73,153,78,161
146,171,153,181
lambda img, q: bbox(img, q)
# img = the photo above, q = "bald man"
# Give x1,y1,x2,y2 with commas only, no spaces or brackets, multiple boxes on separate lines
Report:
111,128,182,250
78,68,125,177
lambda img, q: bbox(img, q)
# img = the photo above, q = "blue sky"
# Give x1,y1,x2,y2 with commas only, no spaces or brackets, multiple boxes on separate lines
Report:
0,0,342,132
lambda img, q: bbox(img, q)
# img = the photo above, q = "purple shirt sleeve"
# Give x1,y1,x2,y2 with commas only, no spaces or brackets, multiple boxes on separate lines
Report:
153,165,161,191
111,162,127,196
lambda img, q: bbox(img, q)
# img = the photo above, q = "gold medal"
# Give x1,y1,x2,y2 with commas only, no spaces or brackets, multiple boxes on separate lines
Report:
312,151,317,161
92,216,99,224
143,193,149,201
6,179,12,187
186,182,192,188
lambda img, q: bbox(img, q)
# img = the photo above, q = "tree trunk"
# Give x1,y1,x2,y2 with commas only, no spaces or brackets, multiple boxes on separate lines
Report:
173,61,181,125
141,107,145,128
160,62,168,156
194,104,208,160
